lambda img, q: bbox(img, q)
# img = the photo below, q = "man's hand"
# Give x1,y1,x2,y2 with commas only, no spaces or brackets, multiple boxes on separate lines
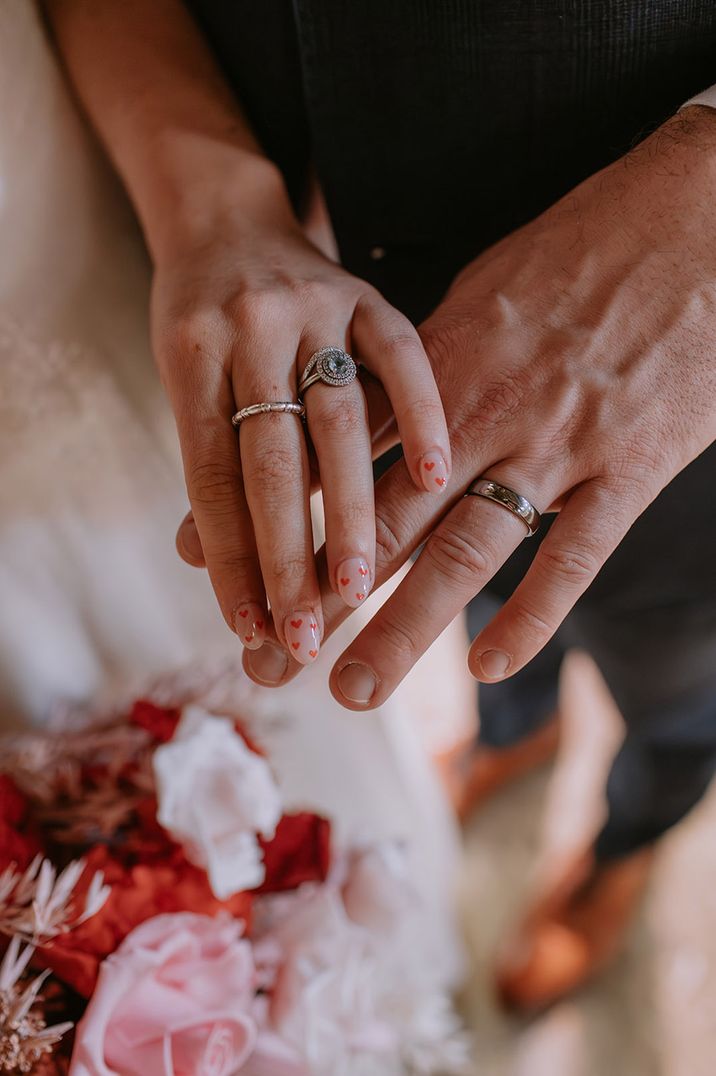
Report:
243,107,716,701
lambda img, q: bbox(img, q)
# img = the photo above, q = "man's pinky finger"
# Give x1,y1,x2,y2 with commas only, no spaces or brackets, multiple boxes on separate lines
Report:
468,480,639,683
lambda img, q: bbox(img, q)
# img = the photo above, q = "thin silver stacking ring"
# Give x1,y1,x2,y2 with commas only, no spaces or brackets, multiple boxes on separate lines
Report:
231,401,306,428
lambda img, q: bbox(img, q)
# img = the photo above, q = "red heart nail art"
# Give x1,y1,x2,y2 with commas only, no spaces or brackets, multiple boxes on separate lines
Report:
292,641,300,650
245,634,253,643
436,477,446,486
424,461,435,471
256,620,264,630
238,609,249,618
290,619,303,629
340,578,350,586
310,622,317,631
356,593,365,601
359,567,369,576
309,649,318,658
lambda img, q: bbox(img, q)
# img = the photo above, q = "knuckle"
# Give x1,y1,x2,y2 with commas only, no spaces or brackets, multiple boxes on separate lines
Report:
506,598,554,643
162,310,227,369
374,513,406,572
227,287,282,328
419,312,480,382
187,458,240,508
289,277,334,308
476,371,528,429
419,319,463,366
375,615,422,666
379,330,422,364
401,395,444,430
210,548,258,580
423,523,493,585
538,542,601,587
267,551,310,590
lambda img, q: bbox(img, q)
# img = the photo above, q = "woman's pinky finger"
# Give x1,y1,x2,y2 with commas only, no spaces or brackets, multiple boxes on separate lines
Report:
351,297,452,496
468,480,640,682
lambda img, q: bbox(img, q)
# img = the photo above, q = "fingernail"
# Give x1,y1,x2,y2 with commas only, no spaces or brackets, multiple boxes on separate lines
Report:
336,557,371,608
477,649,511,680
420,450,449,494
284,612,320,665
234,603,267,650
337,662,377,704
246,641,289,685
177,518,204,565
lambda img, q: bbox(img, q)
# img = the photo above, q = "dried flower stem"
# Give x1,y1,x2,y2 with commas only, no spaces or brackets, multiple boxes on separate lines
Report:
0,857,109,945
0,938,72,1074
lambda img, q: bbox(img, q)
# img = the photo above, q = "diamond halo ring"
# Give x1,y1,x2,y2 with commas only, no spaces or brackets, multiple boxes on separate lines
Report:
298,346,357,398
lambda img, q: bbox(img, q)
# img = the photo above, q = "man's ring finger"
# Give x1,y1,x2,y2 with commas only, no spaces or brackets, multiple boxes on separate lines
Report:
465,478,542,537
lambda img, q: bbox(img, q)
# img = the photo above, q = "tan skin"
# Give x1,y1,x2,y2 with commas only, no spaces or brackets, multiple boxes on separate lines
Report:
192,105,714,703
321,106,716,707
47,2,715,701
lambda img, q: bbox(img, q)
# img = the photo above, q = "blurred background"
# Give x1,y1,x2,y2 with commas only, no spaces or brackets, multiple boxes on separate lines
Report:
434,650,716,1076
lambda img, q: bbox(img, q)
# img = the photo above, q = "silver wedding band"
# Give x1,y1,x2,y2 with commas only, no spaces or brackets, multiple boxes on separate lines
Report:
465,478,542,537
298,346,357,398
231,401,306,428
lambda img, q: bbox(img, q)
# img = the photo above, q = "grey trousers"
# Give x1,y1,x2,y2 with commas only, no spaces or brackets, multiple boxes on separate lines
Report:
469,442,716,860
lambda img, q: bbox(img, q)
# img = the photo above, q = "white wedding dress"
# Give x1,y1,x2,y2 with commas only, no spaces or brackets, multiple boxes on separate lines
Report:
0,0,467,997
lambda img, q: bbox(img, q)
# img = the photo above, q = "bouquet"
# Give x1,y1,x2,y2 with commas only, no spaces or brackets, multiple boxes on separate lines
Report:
0,696,468,1075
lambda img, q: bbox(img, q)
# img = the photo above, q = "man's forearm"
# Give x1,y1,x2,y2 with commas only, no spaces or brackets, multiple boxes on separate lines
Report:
45,0,291,262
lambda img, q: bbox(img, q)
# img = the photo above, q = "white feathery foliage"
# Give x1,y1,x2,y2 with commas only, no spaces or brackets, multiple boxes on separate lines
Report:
0,856,109,944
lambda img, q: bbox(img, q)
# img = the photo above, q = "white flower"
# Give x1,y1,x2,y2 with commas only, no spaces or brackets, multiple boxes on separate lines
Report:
251,845,470,1076
153,707,282,899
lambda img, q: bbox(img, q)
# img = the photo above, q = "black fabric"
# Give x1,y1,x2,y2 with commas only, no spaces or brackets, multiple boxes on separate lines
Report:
184,0,311,211
187,0,716,321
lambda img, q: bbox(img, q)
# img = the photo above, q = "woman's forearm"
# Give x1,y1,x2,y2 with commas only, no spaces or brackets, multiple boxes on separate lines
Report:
44,0,294,262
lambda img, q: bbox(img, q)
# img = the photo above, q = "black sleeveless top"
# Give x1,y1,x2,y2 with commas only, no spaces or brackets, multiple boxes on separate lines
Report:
184,0,716,321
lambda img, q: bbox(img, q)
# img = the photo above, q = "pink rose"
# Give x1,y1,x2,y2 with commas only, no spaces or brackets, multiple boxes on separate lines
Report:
69,913,258,1076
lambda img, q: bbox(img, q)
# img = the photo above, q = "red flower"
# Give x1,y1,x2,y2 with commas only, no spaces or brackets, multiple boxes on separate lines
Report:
130,699,264,756
258,813,331,893
128,699,180,743
36,845,252,997
0,773,43,871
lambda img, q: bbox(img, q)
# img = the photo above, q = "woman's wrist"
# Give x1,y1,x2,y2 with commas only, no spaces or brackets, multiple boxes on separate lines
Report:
44,0,300,266
140,132,297,266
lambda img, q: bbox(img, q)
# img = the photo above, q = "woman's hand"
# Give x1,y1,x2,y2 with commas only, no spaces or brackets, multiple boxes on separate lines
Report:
45,0,448,665
154,158,449,663
238,106,716,698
